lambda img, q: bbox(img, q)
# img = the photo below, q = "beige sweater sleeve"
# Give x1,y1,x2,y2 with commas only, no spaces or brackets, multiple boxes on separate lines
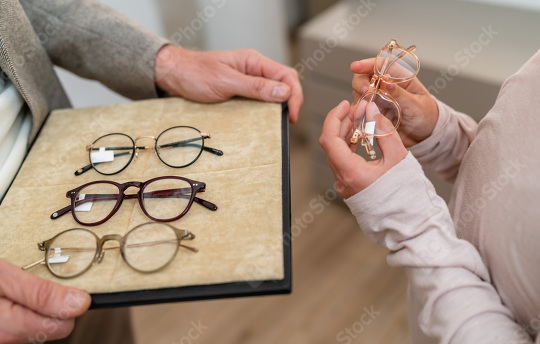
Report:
409,99,478,184
344,153,532,343
19,0,170,100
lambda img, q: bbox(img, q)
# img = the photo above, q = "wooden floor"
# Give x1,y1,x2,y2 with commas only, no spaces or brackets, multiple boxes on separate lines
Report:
131,133,410,344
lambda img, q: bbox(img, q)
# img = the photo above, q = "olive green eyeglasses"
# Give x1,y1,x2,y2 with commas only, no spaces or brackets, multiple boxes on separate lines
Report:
22,222,198,278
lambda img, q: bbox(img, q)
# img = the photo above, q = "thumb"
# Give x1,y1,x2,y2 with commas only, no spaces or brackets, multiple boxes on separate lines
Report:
364,103,406,163
0,259,90,318
229,73,291,103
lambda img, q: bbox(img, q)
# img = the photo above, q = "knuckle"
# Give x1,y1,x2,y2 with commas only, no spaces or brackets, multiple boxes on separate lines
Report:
242,48,260,57
251,78,268,94
34,281,57,311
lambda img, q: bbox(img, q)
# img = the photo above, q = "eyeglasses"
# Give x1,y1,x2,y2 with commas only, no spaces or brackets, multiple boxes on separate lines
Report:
75,126,223,176
50,176,218,226
22,222,198,278
350,39,420,159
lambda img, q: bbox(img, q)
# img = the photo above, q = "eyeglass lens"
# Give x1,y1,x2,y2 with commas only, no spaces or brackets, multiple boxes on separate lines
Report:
141,178,192,220
123,222,179,272
354,94,400,136
90,133,134,175
47,229,97,278
375,46,419,81
156,126,205,168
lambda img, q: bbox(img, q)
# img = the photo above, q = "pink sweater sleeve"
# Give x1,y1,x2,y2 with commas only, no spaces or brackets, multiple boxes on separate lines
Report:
409,99,478,184
344,153,532,343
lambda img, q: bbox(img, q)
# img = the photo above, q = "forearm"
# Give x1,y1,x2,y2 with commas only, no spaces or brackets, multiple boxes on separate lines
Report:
20,0,169,99
345,153,530,343
409,98,478,183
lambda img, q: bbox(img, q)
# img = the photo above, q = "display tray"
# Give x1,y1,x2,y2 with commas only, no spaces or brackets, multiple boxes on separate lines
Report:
0,98,291,308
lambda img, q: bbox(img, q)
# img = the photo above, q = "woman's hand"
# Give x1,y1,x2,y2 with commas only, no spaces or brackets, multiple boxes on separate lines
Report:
351,59,438,147
319,100,407,199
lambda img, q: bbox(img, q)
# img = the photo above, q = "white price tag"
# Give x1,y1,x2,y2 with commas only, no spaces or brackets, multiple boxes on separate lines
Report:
364,121,375,146
90,147,114,163
41,248,70,264
74,194,93,212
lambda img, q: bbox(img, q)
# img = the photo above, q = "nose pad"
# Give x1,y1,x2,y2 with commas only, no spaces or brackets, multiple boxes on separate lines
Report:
135,148,139,159
98,251,106,263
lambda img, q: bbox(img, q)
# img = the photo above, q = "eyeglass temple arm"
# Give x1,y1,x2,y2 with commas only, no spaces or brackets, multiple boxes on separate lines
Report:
158,138,223,156
21,245,98,270
142,188,218,211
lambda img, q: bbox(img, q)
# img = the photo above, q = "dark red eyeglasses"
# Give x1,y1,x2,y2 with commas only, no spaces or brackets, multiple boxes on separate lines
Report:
51,176,217,226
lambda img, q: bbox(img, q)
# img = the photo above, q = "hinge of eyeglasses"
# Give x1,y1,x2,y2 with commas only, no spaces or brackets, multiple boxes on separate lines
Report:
201,133,211,139
38,242,45,251
85,145,92,152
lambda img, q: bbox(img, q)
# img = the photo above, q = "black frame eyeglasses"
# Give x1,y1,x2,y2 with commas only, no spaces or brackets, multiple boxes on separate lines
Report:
50,176,218,226
75,126,223,176
22,222,198,278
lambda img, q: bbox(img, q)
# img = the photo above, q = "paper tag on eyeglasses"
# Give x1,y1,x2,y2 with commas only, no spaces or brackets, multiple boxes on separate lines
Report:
74,194,93,212
41,248,70,264
90,147,114,163
363,121,375,146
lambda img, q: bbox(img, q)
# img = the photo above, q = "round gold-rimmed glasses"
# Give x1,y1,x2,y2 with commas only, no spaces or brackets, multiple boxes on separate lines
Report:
75,126,223,176
22,222,198,278
350,39,420,159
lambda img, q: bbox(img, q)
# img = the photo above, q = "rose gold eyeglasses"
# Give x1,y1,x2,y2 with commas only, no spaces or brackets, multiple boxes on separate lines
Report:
350,39,420,159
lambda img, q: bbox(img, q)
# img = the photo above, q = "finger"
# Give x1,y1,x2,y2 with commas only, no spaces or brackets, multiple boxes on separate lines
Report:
350,58,376,74
320,101,366,171
352,74,370,95
239,50,303,123
368,109,407,164
0,259,90,319
0,298,75,343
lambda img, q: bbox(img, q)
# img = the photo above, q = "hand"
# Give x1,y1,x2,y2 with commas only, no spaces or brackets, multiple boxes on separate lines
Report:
155,45,303,123
351,59,438,147
319,100,407,199
0,259,91,344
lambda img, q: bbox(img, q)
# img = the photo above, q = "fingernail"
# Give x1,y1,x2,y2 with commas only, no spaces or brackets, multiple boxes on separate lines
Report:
65,290,89,310
360,85,368,94
272,85,288,99
386,83,393,91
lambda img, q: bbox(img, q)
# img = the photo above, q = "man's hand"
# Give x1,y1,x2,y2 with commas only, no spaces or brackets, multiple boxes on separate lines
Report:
154,45,303,123
351,59,439,147
0,259,91,344
319,100,407,199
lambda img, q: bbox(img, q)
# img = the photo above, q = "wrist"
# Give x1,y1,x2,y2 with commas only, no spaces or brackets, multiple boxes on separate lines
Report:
155,44,182,96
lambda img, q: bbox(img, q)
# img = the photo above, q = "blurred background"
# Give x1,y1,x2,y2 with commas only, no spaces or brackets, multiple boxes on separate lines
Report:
57,0,540,343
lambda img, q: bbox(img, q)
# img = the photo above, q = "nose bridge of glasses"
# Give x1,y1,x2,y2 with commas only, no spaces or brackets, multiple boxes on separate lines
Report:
97,234,123,263
134,136,157,158
121,181,144,198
